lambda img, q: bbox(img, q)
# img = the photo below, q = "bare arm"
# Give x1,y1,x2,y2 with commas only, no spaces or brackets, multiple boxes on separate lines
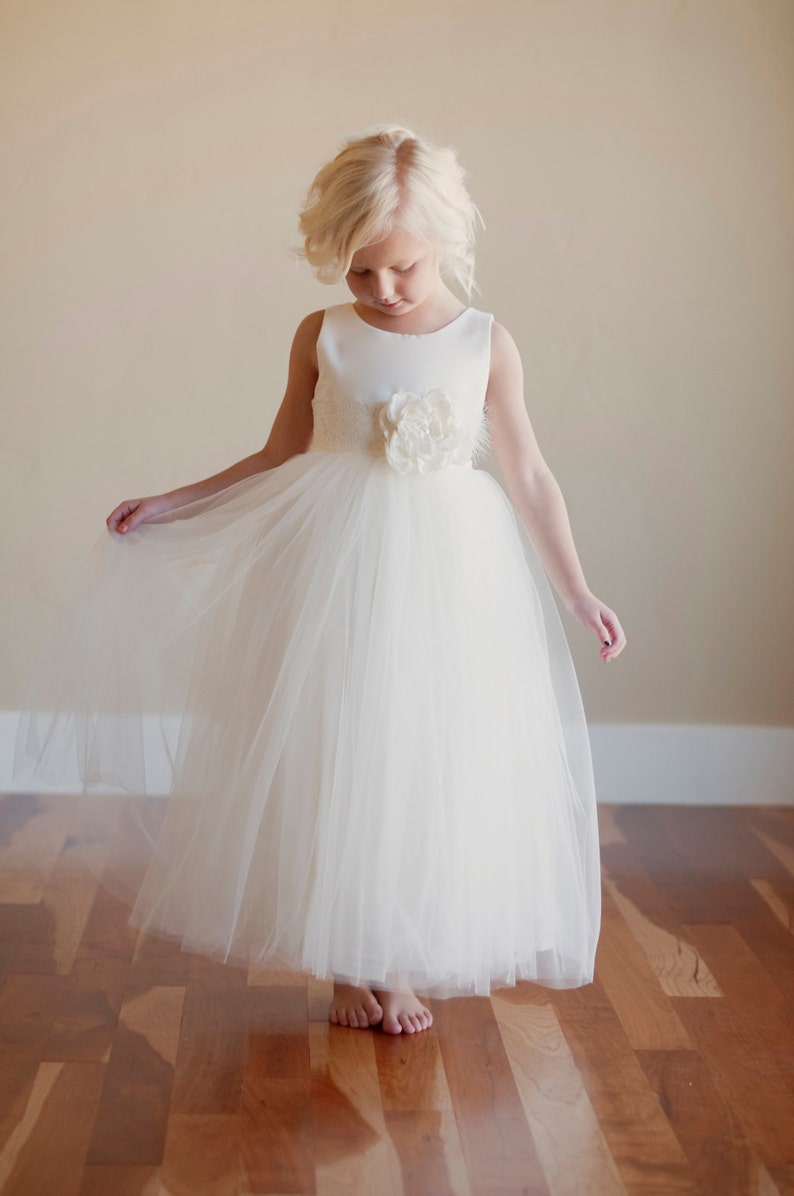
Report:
108,310,324,534
485,321,626,662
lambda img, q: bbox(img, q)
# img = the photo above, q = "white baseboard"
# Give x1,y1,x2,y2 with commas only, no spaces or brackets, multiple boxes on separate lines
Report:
588,723,793,806
2,711,792,806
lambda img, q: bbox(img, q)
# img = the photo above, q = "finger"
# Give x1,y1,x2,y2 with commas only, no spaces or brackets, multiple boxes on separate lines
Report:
598,611,622,648
118,506,141,534
601,621,626,661
598,621,613,647
605,618,626,652
107,505,128,533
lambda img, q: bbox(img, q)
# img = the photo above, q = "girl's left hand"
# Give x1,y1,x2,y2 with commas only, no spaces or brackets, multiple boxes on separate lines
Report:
564,591,627,663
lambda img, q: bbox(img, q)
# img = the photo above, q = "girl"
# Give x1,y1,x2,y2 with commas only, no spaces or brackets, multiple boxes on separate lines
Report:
14,125,626,1036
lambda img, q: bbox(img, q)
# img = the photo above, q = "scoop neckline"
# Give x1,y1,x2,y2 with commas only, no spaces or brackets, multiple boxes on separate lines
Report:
347,303,472,337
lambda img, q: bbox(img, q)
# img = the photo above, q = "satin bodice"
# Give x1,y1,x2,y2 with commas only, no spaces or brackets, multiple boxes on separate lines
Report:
310,303,495,469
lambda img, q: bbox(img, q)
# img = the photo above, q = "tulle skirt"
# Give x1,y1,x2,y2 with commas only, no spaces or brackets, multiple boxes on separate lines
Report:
13,449,601,996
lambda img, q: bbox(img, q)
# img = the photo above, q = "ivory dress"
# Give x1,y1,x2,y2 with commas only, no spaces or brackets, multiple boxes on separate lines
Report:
13,302,601,996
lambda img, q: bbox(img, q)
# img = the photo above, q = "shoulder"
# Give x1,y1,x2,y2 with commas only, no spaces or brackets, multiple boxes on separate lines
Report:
290,308,328,372
487,320,523,382
293,308,327,343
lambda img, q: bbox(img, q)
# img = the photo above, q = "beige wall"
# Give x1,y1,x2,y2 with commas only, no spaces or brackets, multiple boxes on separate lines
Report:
2,0,793,726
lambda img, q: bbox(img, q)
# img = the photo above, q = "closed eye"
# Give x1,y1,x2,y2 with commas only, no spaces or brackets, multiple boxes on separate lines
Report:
349,264,415,276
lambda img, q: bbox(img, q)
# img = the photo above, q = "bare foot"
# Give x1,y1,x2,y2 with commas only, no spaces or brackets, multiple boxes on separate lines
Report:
329,983,383,1029
373,988,433,1035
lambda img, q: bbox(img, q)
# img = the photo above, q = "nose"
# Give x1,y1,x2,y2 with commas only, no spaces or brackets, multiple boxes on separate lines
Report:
371,272,394,300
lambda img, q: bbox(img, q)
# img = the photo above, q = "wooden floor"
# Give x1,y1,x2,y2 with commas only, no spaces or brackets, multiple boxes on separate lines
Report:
0,798,792,1195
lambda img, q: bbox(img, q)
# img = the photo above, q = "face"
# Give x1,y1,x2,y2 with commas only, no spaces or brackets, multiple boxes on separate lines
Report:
346,228,441,319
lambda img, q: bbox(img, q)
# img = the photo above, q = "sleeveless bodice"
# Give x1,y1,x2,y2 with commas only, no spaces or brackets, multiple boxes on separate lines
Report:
310,303,495,472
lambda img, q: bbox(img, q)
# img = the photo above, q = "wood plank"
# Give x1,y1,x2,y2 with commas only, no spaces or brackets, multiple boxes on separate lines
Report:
730,889,794,996
238,983,314,1192
657,807,794,996
600,867,722,998
660,808,790,880
240,1078,314,1194
0,1060,105,1196
680,924,794,1055
749,879,793,933
384,1110,460,1196
0,973,66,1061
79,1164,161,1195
374,1013,471,1196
0,795,73,905
637,1049,778,1196
0,904,41,975
170,953,247,1115
74,879,140,963
35,860,100,977
248,961,311,986
606,807,739,926
492,988,624,1195
595,886,693,1048
552,981,694,1192
745,811,794,878
130,928,192,988
596,804,627,846
374,1011,452,1113
0,1058,40,1153
435,995,548,1196
244,983,310,1080
5,900,60,975
43,876,139,1063
161,1114,240,1196
0,794,49,842
86,985,185,1166
656,808,791,927
673,995,794,1168
310,1021,401,1195
43,954,130,1063
308,975,333,1023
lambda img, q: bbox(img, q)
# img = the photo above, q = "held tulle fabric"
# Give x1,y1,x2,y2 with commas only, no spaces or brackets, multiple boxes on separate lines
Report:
13,303,601,997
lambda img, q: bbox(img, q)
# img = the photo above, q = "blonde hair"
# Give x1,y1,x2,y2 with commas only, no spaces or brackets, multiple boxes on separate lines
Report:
297,124,483,297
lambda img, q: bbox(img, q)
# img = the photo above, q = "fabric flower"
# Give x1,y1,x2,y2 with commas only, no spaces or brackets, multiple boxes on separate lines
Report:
378,389,471,474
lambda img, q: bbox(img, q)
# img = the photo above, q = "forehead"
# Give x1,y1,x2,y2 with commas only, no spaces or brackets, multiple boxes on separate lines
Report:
350,228,432,268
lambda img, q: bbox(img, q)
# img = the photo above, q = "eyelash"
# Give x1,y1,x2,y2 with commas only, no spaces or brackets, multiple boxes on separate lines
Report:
352,264,414,276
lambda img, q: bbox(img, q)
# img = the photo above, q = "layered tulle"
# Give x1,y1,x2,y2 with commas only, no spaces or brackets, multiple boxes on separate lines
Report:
13,449,600,995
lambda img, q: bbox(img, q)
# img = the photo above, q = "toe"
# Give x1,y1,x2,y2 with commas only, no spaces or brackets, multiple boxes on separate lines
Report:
369,1003,383,1025
399,1013,416,1034
383,1013,402,1035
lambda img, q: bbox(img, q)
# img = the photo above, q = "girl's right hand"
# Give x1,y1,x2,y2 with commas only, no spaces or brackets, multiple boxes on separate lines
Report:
106,495,171,536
